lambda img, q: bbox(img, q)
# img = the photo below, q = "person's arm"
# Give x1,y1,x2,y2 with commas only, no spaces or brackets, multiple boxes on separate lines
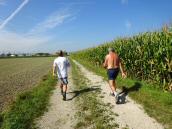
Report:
52,61,57,77
119,60,127,78
103,55,108,69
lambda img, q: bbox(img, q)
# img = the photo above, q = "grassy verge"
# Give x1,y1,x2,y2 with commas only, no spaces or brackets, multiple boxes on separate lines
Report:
71,60,119,129
0,73,57,129
71,58,172,129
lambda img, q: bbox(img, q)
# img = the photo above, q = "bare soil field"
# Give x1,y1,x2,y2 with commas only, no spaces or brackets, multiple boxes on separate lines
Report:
0,57,54,112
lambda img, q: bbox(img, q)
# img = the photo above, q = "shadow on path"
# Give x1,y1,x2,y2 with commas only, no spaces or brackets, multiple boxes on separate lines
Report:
116,82,142,104
67,86,101,101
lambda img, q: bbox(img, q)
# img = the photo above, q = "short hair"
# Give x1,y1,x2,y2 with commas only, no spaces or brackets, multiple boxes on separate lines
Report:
108,48,115,52
59,50,63,57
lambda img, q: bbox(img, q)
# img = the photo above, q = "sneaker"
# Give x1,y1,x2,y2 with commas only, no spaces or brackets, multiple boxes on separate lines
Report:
115,93,119,100
63,92,66,101
114,92,119,102
113,91,118,97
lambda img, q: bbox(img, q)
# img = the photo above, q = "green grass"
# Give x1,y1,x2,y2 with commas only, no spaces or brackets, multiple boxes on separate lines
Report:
0,73,57,129
71,60,119,129
72,58,172,129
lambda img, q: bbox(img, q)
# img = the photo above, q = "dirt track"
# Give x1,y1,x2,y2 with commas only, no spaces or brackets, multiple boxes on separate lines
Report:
36,60,164,129
36,69,76,129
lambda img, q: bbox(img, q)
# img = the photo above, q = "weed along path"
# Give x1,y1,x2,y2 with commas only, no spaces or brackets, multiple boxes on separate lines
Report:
73,60,164,129
36,60,164,129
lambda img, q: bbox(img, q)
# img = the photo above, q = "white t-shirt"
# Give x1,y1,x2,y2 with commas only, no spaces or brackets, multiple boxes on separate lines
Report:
53,57,70,78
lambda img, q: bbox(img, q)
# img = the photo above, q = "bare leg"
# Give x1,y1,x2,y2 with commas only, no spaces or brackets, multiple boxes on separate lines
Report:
109,80,116,92
62,84,67,101
63,85,67,93
60,83,63,94
60,83,63,90
114,81,117,91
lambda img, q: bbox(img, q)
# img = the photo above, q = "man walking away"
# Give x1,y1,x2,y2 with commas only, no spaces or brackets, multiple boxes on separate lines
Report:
103,48,126,99
53,50,70,101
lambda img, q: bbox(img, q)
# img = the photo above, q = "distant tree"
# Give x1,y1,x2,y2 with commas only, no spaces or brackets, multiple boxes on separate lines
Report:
22,53,26,57
0,53,6,57
44,53,50,56
6,53,11,57
34,53,51,57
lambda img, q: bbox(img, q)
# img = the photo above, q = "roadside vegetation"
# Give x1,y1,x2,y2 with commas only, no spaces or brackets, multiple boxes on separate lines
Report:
71,60,119,129
72,27,172,90
0,73,57,129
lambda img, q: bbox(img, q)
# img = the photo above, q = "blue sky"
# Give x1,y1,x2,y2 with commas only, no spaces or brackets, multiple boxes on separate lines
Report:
0,0,172,53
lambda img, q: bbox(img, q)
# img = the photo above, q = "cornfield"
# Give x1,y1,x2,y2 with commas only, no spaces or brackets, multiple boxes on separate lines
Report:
72,27,172,90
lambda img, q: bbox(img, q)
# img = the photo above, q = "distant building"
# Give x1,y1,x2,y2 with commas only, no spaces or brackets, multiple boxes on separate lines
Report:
18,54,24,57
10,54,18,57
10,54,15,57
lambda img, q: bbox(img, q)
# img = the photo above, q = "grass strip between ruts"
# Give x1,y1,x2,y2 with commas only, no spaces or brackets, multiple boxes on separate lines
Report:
71,59,119,129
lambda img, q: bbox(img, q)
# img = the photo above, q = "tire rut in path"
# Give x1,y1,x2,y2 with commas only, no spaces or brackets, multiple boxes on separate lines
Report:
73,60,164,129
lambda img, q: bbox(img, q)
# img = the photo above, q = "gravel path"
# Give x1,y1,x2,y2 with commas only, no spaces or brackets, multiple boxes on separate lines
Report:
36,70,76,129
73,60,164,129
36,60,164,129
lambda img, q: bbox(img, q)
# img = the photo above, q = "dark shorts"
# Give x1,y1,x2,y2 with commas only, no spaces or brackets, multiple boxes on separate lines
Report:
59,77,68,85
107,68,119,80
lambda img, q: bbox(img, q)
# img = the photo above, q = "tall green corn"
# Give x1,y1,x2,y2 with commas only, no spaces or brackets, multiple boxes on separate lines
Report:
72,28,172,90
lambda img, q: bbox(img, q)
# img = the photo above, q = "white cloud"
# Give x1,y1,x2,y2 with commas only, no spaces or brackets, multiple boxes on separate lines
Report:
0,0,6,6
29,9,73,35
0,30,50,53
0,8,77,53
0,0,29,30
125,20,132,29
121,0,128,5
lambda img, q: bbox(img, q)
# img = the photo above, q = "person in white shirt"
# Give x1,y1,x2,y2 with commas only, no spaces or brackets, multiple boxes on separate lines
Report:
53,50,70,101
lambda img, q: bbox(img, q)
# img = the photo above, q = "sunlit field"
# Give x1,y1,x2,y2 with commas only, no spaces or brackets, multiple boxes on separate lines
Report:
0,57,54,112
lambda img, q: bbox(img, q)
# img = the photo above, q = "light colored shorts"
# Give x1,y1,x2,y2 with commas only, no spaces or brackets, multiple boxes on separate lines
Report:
59,77,68,85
